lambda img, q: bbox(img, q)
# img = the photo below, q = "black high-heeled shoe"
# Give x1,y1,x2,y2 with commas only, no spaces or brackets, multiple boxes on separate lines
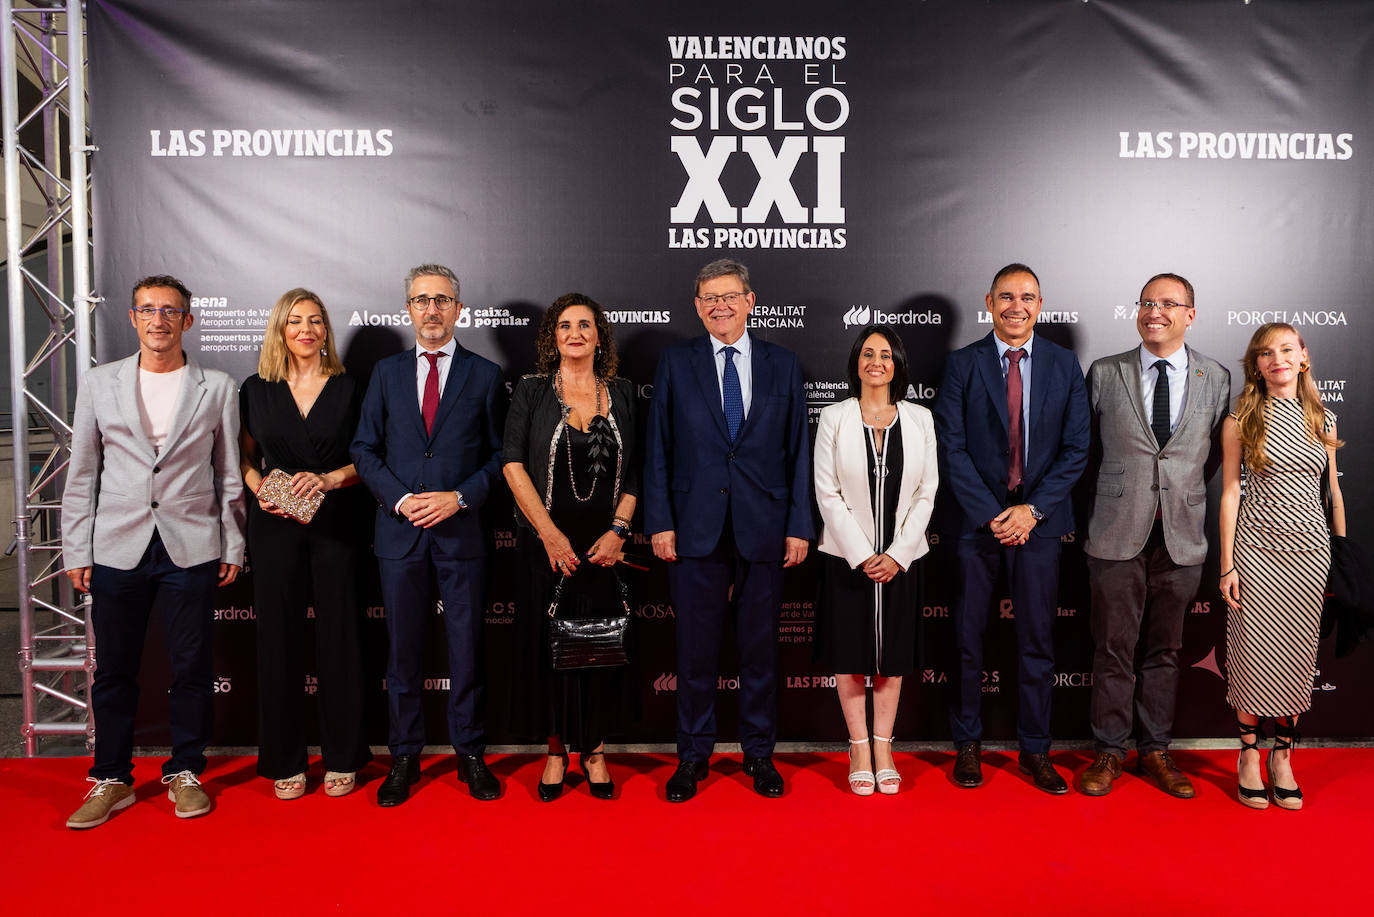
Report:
1236,719,1268,809
1268,719,1304,811
580,751,614,800
539,752,569,802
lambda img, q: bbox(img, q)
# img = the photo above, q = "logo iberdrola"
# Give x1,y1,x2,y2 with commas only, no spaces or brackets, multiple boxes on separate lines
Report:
843,305,871,328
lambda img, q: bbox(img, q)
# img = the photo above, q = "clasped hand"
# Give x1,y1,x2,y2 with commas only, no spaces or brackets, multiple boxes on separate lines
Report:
401,491,460,528
990,504,1037,546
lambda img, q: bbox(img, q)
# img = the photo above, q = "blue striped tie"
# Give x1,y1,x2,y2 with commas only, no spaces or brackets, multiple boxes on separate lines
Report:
722,345,743,442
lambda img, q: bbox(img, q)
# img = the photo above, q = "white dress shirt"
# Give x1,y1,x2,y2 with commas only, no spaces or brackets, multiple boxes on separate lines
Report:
1138,343,1188,433
709,330,753,419
993,332,1033,466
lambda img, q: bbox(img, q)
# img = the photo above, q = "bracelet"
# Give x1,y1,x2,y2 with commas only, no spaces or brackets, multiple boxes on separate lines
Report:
612,515,631,528
1219,566,1235,578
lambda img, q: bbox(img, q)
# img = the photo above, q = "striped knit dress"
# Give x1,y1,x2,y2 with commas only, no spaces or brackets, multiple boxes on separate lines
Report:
1226,399,1334,716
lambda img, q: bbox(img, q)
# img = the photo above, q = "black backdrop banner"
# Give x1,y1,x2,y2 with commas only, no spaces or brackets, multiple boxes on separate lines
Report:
88,0,1374,745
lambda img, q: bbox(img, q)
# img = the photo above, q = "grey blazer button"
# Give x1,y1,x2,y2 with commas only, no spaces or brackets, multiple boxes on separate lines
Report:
153,466,161,473
151,501,159,508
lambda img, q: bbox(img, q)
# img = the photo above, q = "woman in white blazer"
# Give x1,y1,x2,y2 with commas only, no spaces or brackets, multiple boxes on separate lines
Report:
814,324,938,795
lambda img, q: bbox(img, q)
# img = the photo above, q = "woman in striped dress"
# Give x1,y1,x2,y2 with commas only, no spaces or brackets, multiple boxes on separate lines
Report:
1218,322,1344,810
814,325,938,795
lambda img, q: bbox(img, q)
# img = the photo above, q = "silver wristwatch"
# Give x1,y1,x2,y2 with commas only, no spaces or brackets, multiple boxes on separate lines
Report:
1027,504,1045,521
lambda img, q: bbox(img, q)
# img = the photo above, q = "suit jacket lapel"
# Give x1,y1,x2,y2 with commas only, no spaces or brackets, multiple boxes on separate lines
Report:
429,345,473,440
1173,345,1206,440
734,340,772,442
975,334,1010,434
1116,351,1154,443
690,336,731,443
112,356,157,462
160,359,207,456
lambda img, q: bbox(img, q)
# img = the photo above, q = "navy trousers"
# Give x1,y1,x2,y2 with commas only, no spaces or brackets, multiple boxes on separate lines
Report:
669,522,783,761
89,529,219,782
378,534,487,756
949,531,1061,754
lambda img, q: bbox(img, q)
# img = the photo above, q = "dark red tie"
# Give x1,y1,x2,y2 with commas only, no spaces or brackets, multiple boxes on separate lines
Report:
1006,348,1025,490
422,351,442,435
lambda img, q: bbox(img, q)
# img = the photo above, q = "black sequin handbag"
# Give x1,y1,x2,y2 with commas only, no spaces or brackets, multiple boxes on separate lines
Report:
547,569,631,671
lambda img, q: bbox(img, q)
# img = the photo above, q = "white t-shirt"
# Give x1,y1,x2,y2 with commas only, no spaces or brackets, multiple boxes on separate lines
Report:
137,365,187,452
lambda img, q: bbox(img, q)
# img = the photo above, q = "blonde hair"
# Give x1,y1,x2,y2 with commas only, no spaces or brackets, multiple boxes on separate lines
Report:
257,288,345,382
1234,322,1340,473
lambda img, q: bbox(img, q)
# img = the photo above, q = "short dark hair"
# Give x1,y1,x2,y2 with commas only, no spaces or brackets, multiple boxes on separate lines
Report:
846,324,910,404
694,258,751,296
131,274,191,310
989,263,1040,294
534,292,618,378
1140,272,1195,308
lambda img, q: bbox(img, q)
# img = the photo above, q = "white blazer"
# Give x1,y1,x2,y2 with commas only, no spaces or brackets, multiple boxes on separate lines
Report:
814,398,938,571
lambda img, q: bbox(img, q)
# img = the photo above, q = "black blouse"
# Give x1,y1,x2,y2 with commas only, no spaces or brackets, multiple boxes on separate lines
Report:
503,374,640,530
240,373,362,475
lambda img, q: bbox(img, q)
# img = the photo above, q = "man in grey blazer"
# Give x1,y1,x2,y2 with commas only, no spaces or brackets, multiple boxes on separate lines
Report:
1080,273,1230,798
61,275,246,828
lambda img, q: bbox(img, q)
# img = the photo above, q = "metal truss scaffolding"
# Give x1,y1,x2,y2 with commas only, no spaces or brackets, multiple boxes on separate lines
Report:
3,0,96,756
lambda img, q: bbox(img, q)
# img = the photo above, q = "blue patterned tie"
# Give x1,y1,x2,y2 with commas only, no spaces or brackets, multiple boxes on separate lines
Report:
722,345,743,442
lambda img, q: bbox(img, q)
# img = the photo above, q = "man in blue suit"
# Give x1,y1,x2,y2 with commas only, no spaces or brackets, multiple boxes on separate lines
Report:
645,258,813,801
352,263,505,806
933,263,1089,794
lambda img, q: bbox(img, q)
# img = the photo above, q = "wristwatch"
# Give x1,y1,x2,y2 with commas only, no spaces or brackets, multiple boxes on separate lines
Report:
1027,504,1045,521
610,521,630,538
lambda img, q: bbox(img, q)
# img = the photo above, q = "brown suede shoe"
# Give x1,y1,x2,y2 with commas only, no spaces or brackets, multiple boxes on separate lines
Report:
1138,749,1195,798
1078,751,1123,796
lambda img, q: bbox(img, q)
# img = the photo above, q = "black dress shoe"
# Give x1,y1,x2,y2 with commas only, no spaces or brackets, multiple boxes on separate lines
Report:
1018,751,1069,795
538,752,568,803
953,742,983,788
665,759,708,803
580,752,614,800
377,754,421,807
456,754,501,801
742,755,784,798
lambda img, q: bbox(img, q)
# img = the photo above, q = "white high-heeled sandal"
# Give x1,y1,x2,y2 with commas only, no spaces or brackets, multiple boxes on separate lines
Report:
848,737,876,796
874,735,902,795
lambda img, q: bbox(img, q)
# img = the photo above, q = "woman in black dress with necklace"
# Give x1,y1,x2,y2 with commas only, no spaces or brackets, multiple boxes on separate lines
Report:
240,288,371,799
814,324,938,795
503,293,638,800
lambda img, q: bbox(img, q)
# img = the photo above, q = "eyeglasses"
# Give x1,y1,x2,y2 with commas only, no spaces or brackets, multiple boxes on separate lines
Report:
130,306,188,319
407,294,457,311
1135,300,1190,313
697,292,747,307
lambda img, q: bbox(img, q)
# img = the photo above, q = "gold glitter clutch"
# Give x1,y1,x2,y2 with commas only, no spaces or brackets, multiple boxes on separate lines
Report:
256,468,324,524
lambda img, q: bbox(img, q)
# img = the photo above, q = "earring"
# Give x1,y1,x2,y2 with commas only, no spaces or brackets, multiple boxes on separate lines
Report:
1299,360,1310,373
320,348,328,356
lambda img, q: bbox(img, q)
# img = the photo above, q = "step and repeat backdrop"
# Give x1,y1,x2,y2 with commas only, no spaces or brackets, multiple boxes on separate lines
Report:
87,0,1373,745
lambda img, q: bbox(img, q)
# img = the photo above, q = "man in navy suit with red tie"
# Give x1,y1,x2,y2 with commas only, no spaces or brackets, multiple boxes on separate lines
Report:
933,263,1089,794
645,258,813,801
352,263,505,806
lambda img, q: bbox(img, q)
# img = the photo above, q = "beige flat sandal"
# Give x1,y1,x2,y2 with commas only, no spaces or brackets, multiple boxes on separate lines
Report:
323,771,355,797
273,773,307,800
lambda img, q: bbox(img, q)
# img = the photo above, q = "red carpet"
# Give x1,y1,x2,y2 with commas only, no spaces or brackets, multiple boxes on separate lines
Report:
2,749,1369,915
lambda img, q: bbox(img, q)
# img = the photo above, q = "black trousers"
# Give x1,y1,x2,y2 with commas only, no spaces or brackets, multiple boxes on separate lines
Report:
669,519,783,761
89,529,218,782
249,508,371,779
1087,520,1201,758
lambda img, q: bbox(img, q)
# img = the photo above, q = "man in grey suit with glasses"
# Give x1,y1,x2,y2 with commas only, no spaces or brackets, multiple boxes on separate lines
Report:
1079,273,1230,798
62,275,246,828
